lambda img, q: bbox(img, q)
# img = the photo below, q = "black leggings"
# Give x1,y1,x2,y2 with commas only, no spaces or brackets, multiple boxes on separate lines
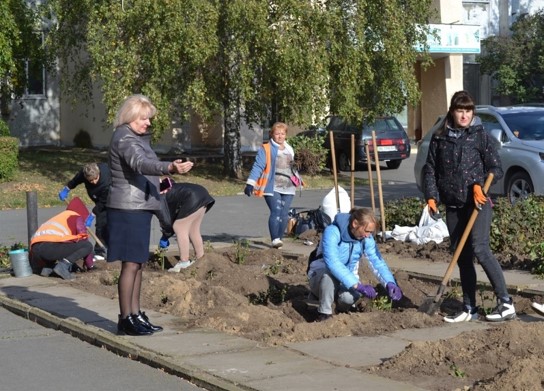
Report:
446,202,509,308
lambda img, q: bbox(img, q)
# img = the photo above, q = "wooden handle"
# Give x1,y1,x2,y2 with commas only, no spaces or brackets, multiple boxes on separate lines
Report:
365,142,376,213
350,134,355,209
371,131,386,241
329,131,340,212
440,173,495,285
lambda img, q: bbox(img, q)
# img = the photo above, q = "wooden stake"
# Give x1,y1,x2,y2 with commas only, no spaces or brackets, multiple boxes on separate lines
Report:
329,131,340,212
350,133,355,209
371,130,386,242
365,141,376,213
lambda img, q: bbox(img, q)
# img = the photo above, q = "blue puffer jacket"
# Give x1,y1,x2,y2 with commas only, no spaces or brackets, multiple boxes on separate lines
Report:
307,213,396,289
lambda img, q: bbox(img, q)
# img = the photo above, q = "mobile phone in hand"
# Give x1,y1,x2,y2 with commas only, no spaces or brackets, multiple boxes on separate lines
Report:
160,177,173,192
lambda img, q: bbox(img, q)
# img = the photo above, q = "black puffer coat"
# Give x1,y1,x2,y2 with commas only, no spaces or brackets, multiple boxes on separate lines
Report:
423,116,503,207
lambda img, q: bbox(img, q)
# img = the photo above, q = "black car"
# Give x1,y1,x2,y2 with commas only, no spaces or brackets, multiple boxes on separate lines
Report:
298,115,411,171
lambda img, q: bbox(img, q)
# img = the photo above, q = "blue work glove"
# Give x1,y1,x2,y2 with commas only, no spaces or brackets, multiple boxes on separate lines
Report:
386,282,403,301
159,236,170,249
58,186,70,201
84,214,95,228
355,283,377,299
244,184,254,197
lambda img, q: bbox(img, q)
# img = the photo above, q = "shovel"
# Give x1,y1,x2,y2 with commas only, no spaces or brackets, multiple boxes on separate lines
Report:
418,173,494,315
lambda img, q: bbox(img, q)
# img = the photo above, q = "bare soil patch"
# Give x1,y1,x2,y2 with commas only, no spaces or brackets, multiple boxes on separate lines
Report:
66,236,544,391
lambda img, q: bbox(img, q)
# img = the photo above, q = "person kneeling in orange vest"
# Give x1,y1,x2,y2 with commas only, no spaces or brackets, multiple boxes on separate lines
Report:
30,206,94,280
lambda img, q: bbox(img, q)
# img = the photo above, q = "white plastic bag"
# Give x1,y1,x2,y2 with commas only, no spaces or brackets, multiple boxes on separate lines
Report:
390,206,449,245
321,186,351,222
414,206,449,245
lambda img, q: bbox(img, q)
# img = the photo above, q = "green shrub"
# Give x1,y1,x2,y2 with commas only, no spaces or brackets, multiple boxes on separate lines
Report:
0,119,10,136
0,136,19,181
383,197,427,230
289,132,328,176
385,195,544,277
491,195,544,263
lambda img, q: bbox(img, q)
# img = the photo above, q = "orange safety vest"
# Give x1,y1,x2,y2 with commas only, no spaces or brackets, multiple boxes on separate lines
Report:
31,210,88,246
253,142,272,197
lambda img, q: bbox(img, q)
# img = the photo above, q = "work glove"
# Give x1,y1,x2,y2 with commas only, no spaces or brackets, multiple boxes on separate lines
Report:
427,199,437,214
473,184,487,208
84,214,95,228
58,186,70,201
244,184,254,197
427,198,441,220
159,236,170,249
386,282,403,301
355,282,377,299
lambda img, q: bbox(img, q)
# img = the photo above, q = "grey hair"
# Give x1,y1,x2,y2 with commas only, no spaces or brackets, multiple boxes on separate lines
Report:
113,94,157,128
83,163,100,180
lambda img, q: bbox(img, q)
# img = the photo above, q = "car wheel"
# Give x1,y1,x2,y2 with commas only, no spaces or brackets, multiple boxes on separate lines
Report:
507,171,533,204
386,159,402,169
338,152,350,172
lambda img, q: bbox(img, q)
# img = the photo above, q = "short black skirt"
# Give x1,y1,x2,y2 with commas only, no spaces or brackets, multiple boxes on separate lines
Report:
107,209,153,263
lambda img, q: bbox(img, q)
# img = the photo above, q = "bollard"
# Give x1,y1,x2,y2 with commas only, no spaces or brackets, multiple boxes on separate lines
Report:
26,191,38,249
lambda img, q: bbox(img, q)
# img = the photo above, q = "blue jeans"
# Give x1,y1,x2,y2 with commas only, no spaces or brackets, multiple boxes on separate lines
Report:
446,201,509,309
264,192,294,241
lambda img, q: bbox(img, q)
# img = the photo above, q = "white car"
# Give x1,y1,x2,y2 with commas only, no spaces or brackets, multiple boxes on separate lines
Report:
414,105,544,203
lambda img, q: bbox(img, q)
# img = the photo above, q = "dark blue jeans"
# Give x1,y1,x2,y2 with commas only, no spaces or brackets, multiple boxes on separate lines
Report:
264,192,294,241
446,201,509,309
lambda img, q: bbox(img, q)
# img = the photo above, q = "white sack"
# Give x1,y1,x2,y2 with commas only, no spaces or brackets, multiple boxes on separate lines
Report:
321,186,351,222
390,206,449,245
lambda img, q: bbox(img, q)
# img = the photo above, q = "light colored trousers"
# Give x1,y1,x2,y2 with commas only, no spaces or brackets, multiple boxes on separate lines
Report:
308,268,356,315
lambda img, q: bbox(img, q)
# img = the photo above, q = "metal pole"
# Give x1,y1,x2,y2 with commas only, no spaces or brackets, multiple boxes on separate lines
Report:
26,191,38,249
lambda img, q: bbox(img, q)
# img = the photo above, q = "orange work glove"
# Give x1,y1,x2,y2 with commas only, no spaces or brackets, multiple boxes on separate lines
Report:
473,184,488,206
427,199,438,214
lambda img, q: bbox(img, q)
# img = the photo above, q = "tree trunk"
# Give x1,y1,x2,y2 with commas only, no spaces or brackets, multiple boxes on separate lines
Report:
223,103,243,179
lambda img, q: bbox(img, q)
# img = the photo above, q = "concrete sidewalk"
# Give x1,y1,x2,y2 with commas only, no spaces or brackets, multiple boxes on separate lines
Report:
1,238,543,391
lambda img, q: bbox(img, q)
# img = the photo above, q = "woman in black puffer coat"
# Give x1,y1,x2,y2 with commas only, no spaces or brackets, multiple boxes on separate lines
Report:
423,90,514,324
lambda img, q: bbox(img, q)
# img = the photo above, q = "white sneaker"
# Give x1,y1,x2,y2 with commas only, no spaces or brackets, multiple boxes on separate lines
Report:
443,307,479,323
486,300,516,322
93,254,105,262
532,302,544,316
168,260,194,272
271,238,283,248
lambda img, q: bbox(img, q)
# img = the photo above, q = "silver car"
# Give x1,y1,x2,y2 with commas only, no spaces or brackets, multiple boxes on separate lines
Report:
414,105,544,203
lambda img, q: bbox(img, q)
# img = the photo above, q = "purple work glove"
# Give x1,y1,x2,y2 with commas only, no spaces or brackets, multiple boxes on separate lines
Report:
386,282,403,301
356,283,377,299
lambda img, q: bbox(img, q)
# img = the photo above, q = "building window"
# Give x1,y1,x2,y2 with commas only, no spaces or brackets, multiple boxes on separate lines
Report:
25,60,45,96
24,32,45,97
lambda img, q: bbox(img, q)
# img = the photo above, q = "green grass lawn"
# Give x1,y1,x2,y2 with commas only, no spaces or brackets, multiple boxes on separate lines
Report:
0,148,366,210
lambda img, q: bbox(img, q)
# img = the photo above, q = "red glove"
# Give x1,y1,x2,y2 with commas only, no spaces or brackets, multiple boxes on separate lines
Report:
473,184,487,207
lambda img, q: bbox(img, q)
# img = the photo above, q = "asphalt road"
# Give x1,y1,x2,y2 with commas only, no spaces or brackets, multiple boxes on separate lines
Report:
0,152,423,246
